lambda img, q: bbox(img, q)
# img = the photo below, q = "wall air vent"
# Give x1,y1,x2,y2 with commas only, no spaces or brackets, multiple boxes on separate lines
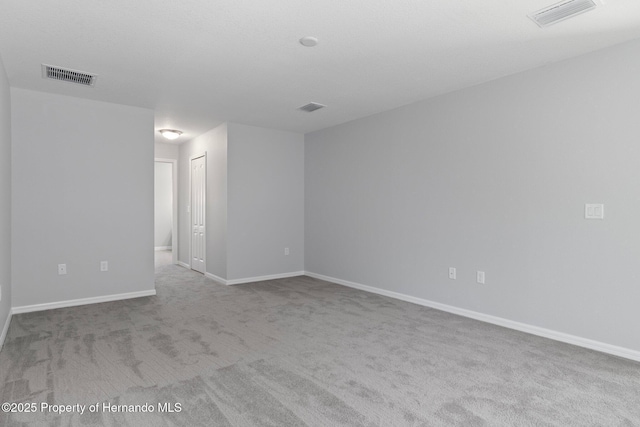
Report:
299,102,326,112
529,0,596,27
42,64,98,87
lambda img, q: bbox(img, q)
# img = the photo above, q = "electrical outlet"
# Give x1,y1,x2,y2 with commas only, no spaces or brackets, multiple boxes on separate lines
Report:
284,247,290,256
448,267,456,280
100,261,109,272
477,271,485,284
585,203,604,219
58,264,67,275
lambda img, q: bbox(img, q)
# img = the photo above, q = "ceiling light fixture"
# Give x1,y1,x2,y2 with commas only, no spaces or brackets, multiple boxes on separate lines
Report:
299,36,318,47
159,129,183,140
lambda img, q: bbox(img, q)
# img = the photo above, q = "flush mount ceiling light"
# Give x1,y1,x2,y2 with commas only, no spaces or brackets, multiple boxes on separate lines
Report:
159,129,183,140
299,36,318,47
529,0,596,27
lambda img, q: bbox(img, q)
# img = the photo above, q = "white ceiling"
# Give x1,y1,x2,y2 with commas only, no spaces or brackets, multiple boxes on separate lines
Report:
1,0,640,143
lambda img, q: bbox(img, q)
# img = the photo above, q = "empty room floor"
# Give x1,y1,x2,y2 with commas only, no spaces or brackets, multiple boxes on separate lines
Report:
1,265,639,426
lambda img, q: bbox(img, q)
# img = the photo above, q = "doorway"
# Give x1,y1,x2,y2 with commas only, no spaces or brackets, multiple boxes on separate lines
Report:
154,158,178,267
190,153,206,274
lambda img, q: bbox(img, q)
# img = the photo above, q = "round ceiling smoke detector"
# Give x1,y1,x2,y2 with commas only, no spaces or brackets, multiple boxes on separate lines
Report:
299,36,318,47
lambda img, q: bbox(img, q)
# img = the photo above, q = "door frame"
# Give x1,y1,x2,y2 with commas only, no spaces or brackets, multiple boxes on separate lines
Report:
155,158,178,265
189,152,207,273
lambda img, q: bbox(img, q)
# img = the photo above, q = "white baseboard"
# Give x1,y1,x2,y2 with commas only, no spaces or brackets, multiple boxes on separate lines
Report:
0,309,11,351
204,271,305,286
11,290,157,315
155,246,172,251
305,271,640,363
226,271,305,286
205,272,227,285
177,261,190,269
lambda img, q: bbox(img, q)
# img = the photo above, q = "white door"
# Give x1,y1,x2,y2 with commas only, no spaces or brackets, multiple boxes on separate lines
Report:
191,155,206,274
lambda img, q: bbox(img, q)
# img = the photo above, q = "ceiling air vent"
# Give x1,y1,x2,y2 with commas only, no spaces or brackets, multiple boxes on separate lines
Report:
299,102,326,113
42,64,98,87
529,0,596,27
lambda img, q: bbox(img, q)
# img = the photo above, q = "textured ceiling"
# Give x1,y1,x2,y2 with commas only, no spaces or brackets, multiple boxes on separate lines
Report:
1,0,639,143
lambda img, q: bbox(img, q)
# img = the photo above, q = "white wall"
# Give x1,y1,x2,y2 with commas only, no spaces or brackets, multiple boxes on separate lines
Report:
227,123,304,280
177,122,304,282
178,124,228,278
155,141,179,160
305,38,640,353
11,89,155,307
0,54,11,341
154,162,173,248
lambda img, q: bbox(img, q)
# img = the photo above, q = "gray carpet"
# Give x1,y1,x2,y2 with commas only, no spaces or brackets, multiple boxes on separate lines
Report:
1,264,639,426
154,249,173,268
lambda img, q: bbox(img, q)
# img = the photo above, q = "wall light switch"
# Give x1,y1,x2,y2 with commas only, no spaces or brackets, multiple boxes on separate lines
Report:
58,264,67,275
449,267,456,280
585,204,604,219
476,271,485,284
284,247,290,256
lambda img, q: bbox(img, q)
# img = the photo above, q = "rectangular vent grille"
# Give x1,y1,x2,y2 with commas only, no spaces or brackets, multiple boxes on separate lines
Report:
299,102,326,112
529,0,596,27
42,64,97,87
